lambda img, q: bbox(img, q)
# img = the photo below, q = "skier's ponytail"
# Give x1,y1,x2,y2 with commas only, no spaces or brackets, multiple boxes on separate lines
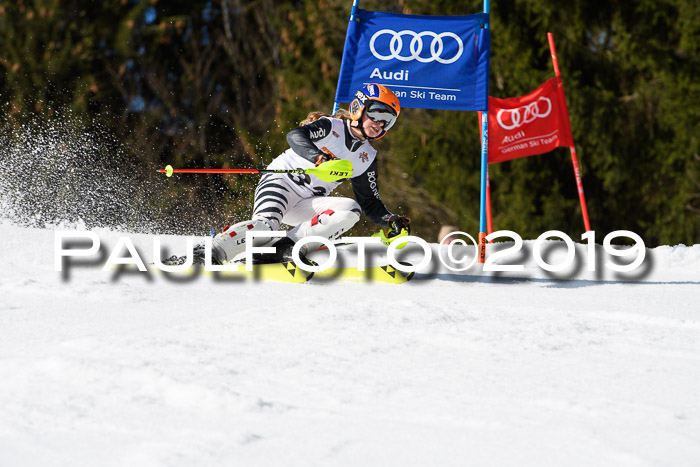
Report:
300,108,351,126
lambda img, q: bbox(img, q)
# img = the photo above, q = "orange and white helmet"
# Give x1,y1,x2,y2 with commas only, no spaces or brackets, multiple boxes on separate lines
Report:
349,83,400,139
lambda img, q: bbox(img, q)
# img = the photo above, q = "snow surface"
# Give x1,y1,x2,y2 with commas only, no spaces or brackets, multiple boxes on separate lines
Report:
1,222,699,467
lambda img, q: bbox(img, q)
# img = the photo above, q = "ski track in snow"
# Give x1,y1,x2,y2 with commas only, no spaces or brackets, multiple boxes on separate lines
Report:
0,222,699,467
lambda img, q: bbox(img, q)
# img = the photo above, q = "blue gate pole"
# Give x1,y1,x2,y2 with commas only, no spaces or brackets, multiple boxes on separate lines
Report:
333,0,361,114
478,0,490,264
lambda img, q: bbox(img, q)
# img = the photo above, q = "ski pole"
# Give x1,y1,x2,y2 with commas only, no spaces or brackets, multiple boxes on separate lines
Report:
157,159,352,183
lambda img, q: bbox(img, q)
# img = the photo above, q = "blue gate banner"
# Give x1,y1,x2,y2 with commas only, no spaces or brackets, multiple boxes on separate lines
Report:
335,9,490,111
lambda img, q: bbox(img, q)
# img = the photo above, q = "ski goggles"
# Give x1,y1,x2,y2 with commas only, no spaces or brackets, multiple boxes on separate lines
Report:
365,101,398,131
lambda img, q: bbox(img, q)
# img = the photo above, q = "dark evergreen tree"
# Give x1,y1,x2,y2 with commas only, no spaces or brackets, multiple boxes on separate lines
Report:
1,0,697,243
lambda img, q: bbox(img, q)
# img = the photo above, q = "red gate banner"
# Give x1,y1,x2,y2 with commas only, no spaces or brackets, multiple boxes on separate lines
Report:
482,77,574,164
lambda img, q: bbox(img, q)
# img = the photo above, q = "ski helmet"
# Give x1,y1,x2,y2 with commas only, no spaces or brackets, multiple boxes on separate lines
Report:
350,83,401,139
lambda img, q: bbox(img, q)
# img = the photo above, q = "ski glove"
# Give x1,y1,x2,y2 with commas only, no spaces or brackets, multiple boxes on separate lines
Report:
387,214,411,238
314,152,338,167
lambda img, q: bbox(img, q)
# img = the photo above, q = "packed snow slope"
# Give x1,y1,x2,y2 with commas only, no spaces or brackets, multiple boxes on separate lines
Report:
1,222,699,467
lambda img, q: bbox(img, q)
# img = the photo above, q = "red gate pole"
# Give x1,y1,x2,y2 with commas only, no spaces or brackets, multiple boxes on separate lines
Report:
547,32,592,232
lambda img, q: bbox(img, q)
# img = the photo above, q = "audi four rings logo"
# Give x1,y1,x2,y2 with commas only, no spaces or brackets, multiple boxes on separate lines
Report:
496,97,552,130
369,29,464,64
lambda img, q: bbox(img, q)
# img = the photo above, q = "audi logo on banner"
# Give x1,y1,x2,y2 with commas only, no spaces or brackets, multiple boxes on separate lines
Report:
369,29,464,64
496,97,552,130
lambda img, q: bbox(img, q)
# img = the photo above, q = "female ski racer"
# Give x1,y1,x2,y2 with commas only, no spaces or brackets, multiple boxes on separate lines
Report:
192,83,411,265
